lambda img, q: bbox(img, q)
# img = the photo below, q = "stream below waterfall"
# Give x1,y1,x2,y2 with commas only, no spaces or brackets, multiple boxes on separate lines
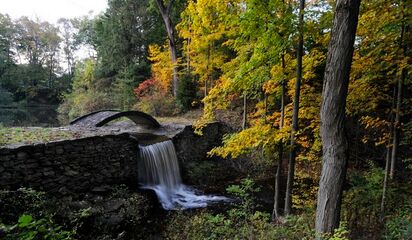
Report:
138,140,228,210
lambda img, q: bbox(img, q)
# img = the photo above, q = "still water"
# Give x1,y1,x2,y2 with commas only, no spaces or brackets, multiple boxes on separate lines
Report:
0,105,59,127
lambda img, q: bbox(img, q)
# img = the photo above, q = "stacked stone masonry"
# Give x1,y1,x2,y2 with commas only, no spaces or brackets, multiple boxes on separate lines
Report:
0,133,139,194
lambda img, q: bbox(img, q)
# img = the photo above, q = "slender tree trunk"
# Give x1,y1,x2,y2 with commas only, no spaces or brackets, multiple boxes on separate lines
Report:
390,23,409,179
264,93,268,123
242,92,247,130
49,54,54,88
381,145,392,219
67,57,71,75
155,0,179,96
389,70,405,179
187,37,191,72
381,86,396,219
272,54,287,221
204,45,211,97
315,0,361,235
284,0,304,215
204,78,208,97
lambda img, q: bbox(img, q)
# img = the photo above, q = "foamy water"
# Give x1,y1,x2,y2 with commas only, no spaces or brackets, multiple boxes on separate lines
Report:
138,140,228,210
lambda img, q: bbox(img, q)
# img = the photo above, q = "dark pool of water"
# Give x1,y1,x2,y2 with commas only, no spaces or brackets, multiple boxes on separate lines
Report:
0,105,60,127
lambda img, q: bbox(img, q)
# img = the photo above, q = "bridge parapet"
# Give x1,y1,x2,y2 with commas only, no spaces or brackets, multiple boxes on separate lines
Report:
70,110,161,128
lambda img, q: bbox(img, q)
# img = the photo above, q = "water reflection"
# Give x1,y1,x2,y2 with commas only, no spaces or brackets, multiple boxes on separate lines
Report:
0,105,59,127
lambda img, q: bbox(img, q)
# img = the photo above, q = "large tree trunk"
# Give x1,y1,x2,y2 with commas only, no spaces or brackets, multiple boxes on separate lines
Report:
272,54,287,221
155,0,179,96
284,0,304,215
315,0,361,235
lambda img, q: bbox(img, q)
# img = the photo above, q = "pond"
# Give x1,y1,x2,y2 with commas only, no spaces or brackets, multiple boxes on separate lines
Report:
0,105,60,127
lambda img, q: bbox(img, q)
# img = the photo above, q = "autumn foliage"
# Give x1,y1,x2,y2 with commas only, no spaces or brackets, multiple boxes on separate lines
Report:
133,78,157,99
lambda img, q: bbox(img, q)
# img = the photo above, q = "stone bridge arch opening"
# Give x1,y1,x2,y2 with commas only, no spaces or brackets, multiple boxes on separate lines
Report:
70,110,161,129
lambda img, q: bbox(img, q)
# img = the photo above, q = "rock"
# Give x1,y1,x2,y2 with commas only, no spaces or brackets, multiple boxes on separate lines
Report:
105,199,125,212
56,146,64,154
43,170,55,176
17,152,28,160
92,186,111,193
172,122,241,189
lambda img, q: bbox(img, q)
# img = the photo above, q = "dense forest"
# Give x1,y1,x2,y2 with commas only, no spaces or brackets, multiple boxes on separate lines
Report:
1,0,412,239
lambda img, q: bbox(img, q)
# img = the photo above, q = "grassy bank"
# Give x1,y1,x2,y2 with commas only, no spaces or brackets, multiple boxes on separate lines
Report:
0,125,76,146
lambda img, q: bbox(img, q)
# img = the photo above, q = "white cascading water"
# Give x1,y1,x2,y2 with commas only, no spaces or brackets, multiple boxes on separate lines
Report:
138,140,228,210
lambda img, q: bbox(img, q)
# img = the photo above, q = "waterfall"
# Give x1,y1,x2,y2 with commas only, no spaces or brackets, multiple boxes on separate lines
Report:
138,140,227,210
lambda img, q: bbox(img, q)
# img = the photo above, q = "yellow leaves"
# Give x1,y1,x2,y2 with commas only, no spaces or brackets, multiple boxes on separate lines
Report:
263,65,283,95
208,124,275,159
72,59,95,91
291,174,319,210
302,49,326,82
347,78,384,116
360,116,390,146
178,0,241,91
148,44,174,94
194,76,234,134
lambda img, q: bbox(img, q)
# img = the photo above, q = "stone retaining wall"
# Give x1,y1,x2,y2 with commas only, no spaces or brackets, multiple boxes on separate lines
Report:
0,133,139,194
0,122,239,195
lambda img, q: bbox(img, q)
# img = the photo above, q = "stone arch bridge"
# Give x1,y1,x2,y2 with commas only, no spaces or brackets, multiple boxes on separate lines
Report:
70,110,161,128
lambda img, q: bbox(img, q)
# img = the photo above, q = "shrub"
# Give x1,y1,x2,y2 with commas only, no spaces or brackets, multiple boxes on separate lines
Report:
0,87,14,105
383,203,412,240
163,178,316,239
177,73,198,111
133,78,180,116
0,188,46,224
58,90,115,123
134,94,179,117
0,214,75,240
58,59,116,123
342,166,386,237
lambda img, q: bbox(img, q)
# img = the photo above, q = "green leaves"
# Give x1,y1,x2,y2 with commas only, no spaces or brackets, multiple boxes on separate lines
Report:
18,215,33,228
1,214,75,240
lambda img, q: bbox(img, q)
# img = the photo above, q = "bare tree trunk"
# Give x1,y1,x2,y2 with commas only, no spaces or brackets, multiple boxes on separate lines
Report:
389,22,409,180
204,78,208,97
284,0,304,215
390,67,406,179
48,54,55,88
205,45,211,97
381,145,391,219
272,54,287,221
315,0,361,235
242,92,247,130
381,87,396,219
187,37,191,72
155,0,179,96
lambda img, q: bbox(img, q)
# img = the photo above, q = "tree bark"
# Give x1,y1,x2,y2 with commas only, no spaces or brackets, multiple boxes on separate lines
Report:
390,69,405,179
242,92,247,130
315,0,361,235
381,145,391,219
381,86,396,219
205,44,211,97
155,0,179,96
272,54,287,221
389,21,409,179
284,0,304,215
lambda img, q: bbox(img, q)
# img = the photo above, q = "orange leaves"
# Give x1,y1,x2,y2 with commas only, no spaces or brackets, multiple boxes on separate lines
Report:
360,116,391,146
148,44,174,95
133,78,157,99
